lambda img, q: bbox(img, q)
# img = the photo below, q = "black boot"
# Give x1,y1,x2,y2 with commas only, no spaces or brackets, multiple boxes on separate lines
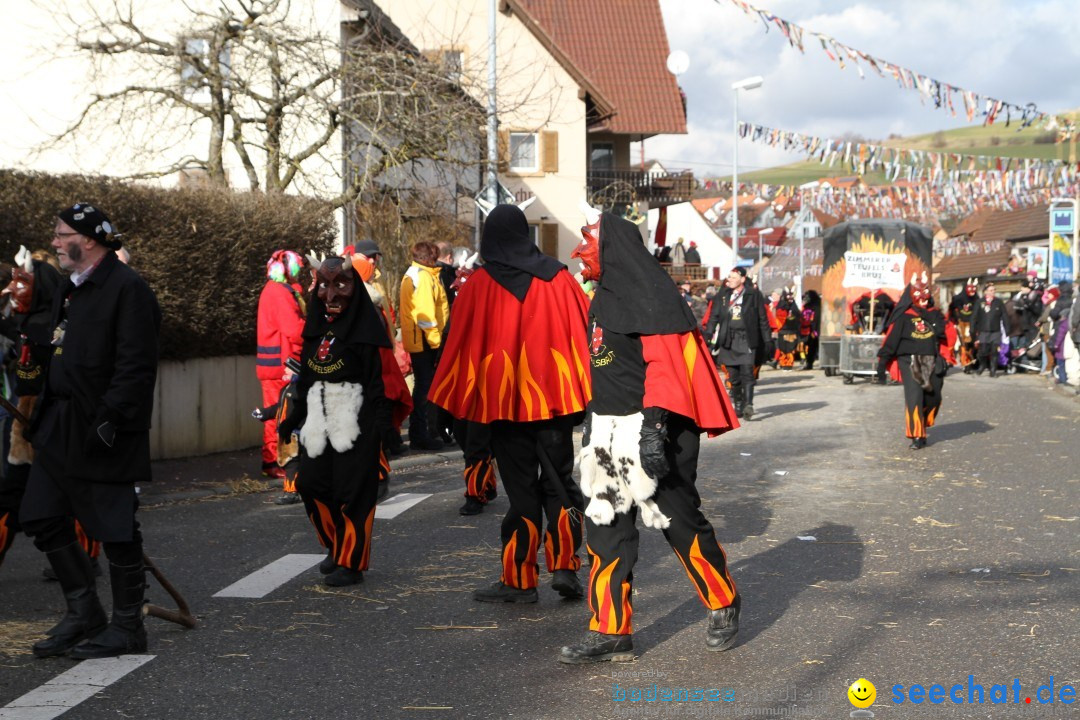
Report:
743,385,755,421
32,543,108,658
558,632,634,664
551,569,584,599
706,594,741,651
319,549,336,575
731,384,745,419
70,560,148,659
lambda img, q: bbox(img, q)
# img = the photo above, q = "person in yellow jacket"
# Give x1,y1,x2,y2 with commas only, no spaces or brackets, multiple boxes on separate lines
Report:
399,241,449,451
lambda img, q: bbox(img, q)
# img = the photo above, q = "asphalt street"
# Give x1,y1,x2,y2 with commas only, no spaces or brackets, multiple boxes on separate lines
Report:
0,368,1077,720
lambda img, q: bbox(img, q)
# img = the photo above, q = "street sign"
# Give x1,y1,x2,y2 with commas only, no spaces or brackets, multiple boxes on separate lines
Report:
1050,206,1074,233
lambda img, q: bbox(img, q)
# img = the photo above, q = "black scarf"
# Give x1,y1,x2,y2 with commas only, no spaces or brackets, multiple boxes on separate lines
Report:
591,213,697,335
480,204,564,302
299,266,389,386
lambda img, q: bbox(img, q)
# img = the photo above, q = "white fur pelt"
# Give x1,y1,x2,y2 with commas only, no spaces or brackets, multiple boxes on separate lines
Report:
577,413,670,530
300,381,364,458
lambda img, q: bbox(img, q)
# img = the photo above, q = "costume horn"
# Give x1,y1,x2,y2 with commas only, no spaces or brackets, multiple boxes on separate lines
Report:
579,199,600,226
306,251,325,271
14,245,32,272
910,272,917,285
465,252,479,269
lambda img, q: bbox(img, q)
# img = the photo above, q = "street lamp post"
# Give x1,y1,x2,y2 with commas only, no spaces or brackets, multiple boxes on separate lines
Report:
758,228,774,290
731,75,764,265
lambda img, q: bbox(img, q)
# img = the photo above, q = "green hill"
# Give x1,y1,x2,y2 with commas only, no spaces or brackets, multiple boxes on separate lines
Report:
718,109,1080,187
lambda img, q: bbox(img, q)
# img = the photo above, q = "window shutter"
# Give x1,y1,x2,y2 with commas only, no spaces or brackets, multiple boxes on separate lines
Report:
497,130,509,172
541,131,559,173
540,223,559,257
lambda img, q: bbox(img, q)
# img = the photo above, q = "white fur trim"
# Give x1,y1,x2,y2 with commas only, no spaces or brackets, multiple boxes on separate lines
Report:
299,381,364,457
577,413,670,530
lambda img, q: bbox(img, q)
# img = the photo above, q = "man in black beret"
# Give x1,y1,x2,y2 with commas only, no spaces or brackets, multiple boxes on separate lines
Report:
20,203,162,659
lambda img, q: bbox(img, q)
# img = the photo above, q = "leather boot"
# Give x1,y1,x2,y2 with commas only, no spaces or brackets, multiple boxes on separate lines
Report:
731,384,745,418
32,543,107,658
558,632,634,664
706,594,741,652
70,560,148,659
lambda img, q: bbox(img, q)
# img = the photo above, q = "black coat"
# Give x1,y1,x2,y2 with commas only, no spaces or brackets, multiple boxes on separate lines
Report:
703,285,772,366
972,297,1008,334
30,252,162,484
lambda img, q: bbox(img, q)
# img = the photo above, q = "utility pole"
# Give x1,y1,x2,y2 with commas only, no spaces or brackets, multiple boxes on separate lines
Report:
486,0,498,208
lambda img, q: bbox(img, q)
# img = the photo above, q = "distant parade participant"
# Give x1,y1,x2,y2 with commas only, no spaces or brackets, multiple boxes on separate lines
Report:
877,273,950,450
798,290,821,370
773,287,801,369
430,204,591,603
704,268,772,420
255,250,306,502
972,282,1008,377
0,249,101,573
21,203,161,659
560,210,740,665
947,278,979,373
278,256,393,587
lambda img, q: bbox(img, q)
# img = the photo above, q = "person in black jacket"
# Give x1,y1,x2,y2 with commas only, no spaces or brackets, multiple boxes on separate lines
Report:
703,268,772,419
20,203,161,659
971,283,1008,377
878,274,946,450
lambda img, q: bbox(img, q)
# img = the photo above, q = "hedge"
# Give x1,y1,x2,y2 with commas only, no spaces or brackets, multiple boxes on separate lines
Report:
0,170,337,360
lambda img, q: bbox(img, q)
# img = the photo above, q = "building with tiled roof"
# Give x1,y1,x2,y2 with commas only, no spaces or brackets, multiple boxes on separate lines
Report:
934,205,1055,292
379,0,691,262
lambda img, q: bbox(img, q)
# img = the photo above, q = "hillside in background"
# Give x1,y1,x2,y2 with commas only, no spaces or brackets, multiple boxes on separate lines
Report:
712,109,1080,188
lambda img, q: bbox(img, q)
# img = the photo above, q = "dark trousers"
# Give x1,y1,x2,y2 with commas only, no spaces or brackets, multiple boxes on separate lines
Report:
408,342,438,443
22,513,140,566
727,362,756,405
489,417,583,589
976,331,1000,373
584,415,736,635
897,356,944,439
298,435,380,571
455,419,496,503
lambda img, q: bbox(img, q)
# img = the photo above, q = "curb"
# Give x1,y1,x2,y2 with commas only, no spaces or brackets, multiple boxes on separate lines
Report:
139,449,461,505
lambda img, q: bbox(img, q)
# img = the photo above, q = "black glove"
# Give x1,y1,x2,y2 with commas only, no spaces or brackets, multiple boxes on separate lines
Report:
581,412,592,448
639,407,669,480
84,409,119,455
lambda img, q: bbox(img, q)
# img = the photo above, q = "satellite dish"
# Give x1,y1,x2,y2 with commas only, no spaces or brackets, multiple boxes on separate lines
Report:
666,50,689,76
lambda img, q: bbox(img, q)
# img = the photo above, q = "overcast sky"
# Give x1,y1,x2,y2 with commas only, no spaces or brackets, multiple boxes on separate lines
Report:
641,0,1080,179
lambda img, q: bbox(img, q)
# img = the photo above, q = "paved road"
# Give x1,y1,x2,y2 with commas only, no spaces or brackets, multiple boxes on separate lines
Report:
1,369,1076,719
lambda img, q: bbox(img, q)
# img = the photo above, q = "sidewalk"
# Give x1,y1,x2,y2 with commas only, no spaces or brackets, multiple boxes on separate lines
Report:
140,444,463,504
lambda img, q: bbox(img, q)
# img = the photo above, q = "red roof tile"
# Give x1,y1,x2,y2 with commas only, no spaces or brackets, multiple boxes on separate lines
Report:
508,0,686,136
691,197,723,215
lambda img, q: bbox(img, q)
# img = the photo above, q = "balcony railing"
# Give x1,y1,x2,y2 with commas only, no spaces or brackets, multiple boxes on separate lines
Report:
587,167,695,207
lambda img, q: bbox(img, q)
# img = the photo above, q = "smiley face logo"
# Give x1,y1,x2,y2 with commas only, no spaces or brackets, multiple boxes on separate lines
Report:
848,678,876,708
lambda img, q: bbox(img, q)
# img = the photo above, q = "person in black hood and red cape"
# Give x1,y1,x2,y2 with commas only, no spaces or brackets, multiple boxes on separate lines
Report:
431,204,592,604
877,273,951,450
559,208,741,665
278,256,393,587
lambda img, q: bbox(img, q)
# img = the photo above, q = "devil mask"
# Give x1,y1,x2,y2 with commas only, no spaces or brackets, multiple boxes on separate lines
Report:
9,267,33,314
572,217,601,282
316,257,356,319
911,272,931,308
964,278,978,295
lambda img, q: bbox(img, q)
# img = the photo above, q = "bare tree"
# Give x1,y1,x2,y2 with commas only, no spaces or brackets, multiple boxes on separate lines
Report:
35,0,486,209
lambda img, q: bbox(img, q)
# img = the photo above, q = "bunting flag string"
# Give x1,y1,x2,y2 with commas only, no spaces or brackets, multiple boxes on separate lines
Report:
723,0,1076,141
737,120,1080,190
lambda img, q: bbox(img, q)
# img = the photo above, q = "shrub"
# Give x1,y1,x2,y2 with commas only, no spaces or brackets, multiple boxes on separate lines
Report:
0,170,337,360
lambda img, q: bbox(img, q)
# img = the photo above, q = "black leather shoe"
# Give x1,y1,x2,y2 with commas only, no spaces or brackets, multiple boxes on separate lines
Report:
909,438,924,450
472,581,537,603
33,543,107,658
558,632,634,664
742,404,754,421
324,567,364,587
459,497,484,516
319,551,336,575
551,570,584,599
274,492,301,505
706,594,741,652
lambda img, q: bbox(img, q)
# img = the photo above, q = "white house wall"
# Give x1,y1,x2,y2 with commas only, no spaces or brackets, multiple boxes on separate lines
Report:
377,1,588,262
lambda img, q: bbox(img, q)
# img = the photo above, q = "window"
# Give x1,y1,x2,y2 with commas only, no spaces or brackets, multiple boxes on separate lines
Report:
509,132,538,172
590,142,614,171
528,224,539,246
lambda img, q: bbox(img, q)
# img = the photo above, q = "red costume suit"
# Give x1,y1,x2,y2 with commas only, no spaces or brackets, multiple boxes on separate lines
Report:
878,276,950,450
256,250,306,487
279,258,393,587
560,212,741,665
431,204,592,603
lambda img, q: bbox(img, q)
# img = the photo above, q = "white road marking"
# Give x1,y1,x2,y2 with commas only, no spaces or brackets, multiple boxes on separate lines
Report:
0,655,154,720
375,493,431,520
212,553,324,598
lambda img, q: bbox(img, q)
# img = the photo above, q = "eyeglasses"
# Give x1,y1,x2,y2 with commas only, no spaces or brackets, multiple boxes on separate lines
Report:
53,231,81,239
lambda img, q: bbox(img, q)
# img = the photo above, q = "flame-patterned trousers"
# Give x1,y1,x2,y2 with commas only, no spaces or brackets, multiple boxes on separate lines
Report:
583,415,737,636
455,419,497,503
898,355,944,440
297,433,381,572
0,464,100,568
489,416,583,590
